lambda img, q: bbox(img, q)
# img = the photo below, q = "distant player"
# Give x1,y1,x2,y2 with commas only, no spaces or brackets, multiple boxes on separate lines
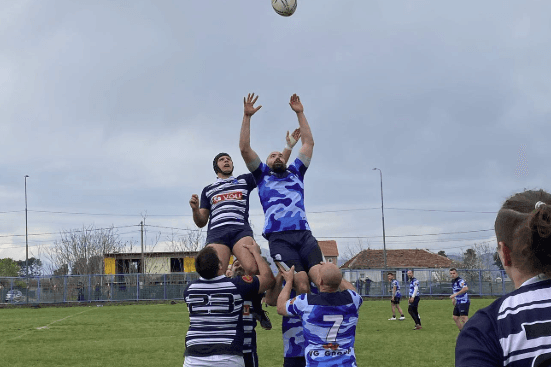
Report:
239,93,324,295
387,272,405,320
277,262,362,366
407,270,422,330
449,268,469,331
456,190,551,366
183,245,274,367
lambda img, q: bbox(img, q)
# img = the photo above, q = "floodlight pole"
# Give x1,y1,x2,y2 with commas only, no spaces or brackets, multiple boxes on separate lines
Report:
373,168,387,268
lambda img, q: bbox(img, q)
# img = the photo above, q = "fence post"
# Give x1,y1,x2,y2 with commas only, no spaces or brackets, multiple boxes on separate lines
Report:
479,270,482,296
163,274,167,300
137,273,140,301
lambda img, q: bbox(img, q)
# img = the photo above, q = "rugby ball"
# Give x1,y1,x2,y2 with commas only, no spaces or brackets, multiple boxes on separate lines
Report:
272,0,297,17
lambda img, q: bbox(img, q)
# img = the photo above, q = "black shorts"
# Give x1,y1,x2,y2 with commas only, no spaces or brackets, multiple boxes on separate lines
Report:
243,352,258,367
266,230,323,273
453,302,470,316
283,357,306,367
409,296,420,308
391,297,401,305
205,225,253,250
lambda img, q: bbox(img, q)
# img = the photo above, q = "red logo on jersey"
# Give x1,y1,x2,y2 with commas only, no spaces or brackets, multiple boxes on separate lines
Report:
212,191,243,204
322,343,340,350
289,296,297,305
242,275,253,283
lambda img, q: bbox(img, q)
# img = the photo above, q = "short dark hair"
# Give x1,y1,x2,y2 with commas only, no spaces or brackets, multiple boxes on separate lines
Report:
495,189,551,277
195,247,220,279
450,268,457,272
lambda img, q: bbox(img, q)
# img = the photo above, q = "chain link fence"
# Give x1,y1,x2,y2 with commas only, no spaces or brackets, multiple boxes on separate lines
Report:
346,268,515,298
0,273,200,305
1,269,515,305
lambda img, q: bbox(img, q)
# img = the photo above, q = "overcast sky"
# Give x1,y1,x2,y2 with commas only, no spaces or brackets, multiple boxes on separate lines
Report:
1,1,550,266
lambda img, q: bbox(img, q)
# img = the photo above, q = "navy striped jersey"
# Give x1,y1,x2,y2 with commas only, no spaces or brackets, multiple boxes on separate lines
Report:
285,290,363,367
390,279,401,298
409,277,420,297
282,285,319,358
199,174,257,231
452,277,469,304
242,299,257,354
456,276,551,367
183,274,259,357
251,158,310,236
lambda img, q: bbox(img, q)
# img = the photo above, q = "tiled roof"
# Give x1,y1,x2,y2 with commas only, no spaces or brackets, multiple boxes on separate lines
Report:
340,249,458,269
318,240,339,257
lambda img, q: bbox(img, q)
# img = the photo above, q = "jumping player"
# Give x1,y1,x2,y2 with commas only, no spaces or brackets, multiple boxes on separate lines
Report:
449,268,469,331
387,272,405,320
183,245,274,367
239,92,324,295
407,270,422,330
276,262,362,366
456,190,551,366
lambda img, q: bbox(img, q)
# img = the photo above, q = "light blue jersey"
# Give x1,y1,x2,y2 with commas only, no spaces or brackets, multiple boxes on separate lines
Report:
252,158,310,236
282,284,319,358
285,290,363,367
390,279,401,298
452,277,469,304
409,277,420,297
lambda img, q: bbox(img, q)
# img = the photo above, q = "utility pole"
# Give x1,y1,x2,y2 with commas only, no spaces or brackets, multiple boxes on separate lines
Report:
140,221,145,274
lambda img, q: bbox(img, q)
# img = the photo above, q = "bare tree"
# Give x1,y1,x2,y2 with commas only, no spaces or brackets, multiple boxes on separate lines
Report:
166,229,205,253
44,225,131,275
341,238,369,262
462,241,495,282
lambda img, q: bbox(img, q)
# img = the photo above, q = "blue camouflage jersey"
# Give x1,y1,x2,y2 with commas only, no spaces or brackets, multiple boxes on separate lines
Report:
452,277,469,304
456,276,551,367
285,290,363,367
200,173,257,231
282,284,319,358
409,277,420,297
251,158,310,236
390,279,401,298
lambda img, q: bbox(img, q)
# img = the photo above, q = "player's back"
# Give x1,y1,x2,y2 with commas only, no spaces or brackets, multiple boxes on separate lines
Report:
295,290,362,366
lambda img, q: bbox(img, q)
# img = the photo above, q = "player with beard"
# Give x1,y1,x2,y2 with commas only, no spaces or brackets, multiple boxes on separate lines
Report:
239,93,324,295
189,132,298,329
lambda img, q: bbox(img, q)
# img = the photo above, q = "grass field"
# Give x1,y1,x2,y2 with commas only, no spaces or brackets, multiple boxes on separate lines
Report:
0,298,495,367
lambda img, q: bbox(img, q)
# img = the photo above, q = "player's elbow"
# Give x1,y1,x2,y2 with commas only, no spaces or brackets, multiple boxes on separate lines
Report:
276,302,287,316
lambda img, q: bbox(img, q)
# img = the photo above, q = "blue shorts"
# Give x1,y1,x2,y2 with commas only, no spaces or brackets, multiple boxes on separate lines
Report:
453,302,470,316
266,230,323,273
205,225,254,250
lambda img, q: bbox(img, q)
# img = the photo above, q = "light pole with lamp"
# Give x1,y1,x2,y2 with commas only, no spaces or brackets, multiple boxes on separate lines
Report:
372,168,387,268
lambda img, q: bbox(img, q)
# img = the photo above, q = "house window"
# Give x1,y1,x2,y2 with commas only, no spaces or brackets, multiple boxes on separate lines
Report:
328,258,332,263
170,258,183,273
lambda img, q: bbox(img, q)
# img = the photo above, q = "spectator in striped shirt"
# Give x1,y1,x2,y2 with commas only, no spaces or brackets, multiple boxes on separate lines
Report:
456,189,551,367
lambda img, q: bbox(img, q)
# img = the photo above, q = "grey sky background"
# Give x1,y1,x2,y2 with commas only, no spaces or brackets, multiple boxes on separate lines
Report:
1,1,550,266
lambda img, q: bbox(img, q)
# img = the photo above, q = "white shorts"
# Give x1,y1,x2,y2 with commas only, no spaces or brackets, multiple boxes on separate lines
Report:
184,355,244,367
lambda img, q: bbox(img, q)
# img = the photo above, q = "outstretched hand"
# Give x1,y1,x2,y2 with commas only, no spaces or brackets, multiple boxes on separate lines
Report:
244,93,262,116
289,94,303,113
189,194,200,210
286,128,301,148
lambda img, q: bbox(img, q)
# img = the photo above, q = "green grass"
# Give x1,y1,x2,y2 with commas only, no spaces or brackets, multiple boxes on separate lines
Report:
0,298,495,367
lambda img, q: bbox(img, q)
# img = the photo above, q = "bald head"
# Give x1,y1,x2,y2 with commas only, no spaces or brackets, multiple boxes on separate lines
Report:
319,263,342,290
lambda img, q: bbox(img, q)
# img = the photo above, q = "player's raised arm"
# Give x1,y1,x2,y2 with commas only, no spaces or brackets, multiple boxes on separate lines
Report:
281,128,300,163
240,93,262,171
189,194,209,228
277,265,295,316
289,94,313,163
